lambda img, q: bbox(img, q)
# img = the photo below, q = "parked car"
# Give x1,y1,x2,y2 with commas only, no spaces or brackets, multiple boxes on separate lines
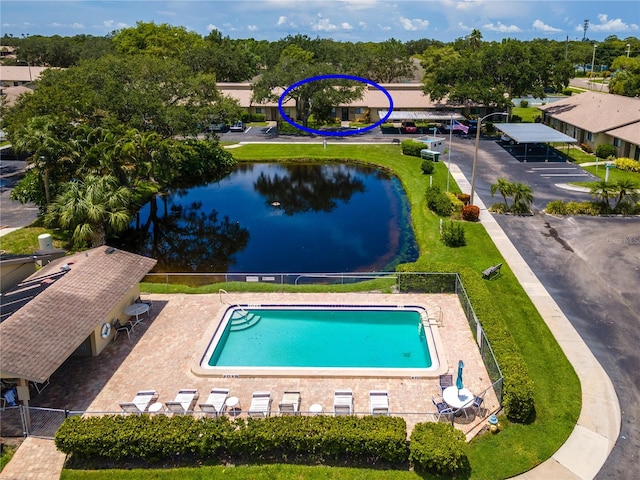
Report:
500,133,516,145
401,121,418,133
229,121,245,132
207,122,228,133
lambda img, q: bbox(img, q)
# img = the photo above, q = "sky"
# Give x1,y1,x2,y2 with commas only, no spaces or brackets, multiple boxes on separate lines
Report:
1,0,639,43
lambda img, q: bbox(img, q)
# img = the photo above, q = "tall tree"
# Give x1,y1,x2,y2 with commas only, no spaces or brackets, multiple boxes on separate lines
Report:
252,45,365,128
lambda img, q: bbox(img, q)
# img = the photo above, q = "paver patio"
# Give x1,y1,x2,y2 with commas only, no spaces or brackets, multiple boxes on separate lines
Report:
31,292,500,438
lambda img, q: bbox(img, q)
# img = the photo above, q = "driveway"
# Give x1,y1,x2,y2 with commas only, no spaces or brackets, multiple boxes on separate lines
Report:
449,135,639,479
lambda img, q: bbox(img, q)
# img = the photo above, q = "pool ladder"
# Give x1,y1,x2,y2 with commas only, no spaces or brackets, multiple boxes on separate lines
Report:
421,305,443,326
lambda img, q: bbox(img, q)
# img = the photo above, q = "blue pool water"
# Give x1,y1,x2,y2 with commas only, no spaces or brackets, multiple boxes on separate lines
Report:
204,307,434,369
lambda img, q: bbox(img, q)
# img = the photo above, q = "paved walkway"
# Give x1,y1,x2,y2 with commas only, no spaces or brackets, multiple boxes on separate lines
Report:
0,161,620,480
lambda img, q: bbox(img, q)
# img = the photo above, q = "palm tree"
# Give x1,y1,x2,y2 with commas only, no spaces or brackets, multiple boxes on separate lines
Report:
612,179,639,210
11,116,69,205
512,182,534,213
589,180,617,211
490,178,515,208
45,175,132,248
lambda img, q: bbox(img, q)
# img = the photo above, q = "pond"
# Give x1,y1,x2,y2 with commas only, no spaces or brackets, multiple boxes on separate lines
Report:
116,162,417,273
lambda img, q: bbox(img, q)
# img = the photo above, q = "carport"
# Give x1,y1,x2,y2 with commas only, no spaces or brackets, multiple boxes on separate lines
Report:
496,123,577,162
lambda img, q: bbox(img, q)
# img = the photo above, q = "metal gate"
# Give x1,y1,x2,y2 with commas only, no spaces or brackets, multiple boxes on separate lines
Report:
0,406,70,439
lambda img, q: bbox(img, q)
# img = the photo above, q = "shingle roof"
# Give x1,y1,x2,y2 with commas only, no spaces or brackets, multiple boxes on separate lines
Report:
538,92,640,134
0,246,156,383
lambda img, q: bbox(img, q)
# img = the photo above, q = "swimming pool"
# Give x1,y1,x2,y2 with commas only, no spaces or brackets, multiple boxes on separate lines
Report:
195,305,443,378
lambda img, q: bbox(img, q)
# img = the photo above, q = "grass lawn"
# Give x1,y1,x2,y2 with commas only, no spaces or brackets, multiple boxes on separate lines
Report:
2,143,580,479
511,107,541,123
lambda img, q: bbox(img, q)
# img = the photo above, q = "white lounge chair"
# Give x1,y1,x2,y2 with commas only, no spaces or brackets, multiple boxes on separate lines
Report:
198,388,229,417
120,389,158,414
369,390,390,415
333,389,353,416
165,388,198,415
278,391,301,415
248,391,272,418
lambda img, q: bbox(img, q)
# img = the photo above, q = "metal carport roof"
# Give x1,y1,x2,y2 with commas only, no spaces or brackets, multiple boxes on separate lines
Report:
378,110,465,121
495,123,577,143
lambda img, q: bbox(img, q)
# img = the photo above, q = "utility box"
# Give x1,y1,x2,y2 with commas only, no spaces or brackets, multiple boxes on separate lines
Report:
416,136,446,153
420,149,441,162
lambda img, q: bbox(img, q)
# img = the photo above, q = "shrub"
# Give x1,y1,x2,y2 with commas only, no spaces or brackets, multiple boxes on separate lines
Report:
488,202,509,214
595,144,616,159
510,114,522,123
545,200,568,215
420,160,434,174
242,113,266,123
441,221,466,247
580,143,593,154
447,192,464,215
425,185,453,217
562,89,573,96
461,204,480,221
519,99,529,108
456,193,470,204
615,157,640,173
401,139,426,158
409,422,467,475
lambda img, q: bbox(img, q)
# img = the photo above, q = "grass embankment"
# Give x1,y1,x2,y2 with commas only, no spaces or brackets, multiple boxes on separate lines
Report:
2,143,580,479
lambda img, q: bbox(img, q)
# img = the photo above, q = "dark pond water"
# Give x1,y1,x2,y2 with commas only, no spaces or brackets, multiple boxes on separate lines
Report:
116,162,417,273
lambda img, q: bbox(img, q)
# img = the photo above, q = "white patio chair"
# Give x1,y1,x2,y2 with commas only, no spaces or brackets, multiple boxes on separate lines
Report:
248,391,272,418
333,389,353,416
369,390,389,416
198,388,229,417
165,388,198,415
278,391,301,415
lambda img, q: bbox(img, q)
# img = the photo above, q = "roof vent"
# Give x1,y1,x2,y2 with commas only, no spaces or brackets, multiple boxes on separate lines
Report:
105,247,116,254
60,264,70,271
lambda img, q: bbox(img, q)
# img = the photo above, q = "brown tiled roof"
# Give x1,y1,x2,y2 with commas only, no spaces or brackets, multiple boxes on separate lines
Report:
539,92,640,134
0,246,156,383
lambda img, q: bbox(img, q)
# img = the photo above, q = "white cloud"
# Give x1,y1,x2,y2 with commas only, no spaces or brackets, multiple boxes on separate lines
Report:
590,14,639,32
399,17,429,31
207,24,218,32
312,17,338,32
71,23,84,30
336,0,381,10
532,19,561,33
277,15,287,26
341,22,353,31
102,20,128,30
377,24,392,32
358,21,367,29
483,22,522,33
248,25,258,32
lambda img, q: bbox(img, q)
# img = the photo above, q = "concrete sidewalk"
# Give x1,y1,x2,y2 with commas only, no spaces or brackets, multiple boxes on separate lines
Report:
451,164,620,479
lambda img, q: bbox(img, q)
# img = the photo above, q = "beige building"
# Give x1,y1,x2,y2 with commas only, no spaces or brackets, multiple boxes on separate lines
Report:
218,82,476,123
538,91,640,160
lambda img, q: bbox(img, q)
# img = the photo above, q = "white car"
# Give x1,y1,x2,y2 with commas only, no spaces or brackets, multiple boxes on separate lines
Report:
229,121,245,132
500,133,515,145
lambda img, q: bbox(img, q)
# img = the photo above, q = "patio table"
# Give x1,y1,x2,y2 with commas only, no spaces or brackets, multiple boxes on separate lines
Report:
124,303,150,328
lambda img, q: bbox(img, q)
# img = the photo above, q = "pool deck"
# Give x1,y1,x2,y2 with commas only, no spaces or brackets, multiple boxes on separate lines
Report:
29,292,499,438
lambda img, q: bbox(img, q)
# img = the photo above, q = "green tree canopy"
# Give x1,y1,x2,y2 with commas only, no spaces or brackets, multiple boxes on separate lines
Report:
112,21,205,58
252,45,365,128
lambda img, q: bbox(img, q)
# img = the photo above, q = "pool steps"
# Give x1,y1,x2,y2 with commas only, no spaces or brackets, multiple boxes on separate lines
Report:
229,311,262,331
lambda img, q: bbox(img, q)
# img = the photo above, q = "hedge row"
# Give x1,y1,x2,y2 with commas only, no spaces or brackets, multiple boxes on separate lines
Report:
545,200,640,216
396,269,535,423
409,422,467,475
615,157,640,173
401,139,427,158
55,415,409,466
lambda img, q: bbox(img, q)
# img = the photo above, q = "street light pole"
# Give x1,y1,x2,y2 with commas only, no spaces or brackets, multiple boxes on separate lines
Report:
446,113,453,192
470,112,509,205
590,44,597,87
626,44,631,58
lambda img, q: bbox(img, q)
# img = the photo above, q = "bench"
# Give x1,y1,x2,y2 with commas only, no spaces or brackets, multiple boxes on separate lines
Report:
482,263,502,279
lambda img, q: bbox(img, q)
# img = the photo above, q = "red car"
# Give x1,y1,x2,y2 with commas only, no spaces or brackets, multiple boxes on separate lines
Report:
401,121,418,133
